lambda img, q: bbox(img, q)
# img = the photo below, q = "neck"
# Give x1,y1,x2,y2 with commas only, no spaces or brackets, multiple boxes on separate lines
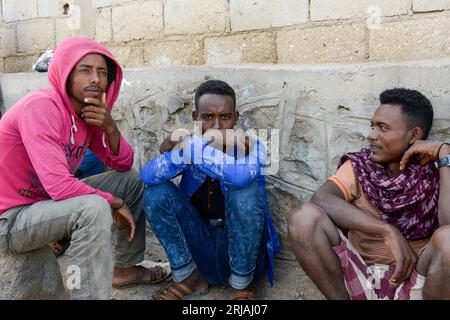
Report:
69,95,83,117
385,161,401,178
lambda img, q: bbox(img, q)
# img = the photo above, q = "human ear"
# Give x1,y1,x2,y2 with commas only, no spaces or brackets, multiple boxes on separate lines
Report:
408,127,423,144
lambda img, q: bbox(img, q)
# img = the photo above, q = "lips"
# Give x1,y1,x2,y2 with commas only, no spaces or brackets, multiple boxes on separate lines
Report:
369,143,382,152
84,86,102,93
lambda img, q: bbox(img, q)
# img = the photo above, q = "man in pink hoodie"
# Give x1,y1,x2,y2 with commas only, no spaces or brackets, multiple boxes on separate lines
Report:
0,37,169,299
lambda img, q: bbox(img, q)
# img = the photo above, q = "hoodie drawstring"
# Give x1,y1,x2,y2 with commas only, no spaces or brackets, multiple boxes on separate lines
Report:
70,115,78,145
70,115,108,149
102,132,107,149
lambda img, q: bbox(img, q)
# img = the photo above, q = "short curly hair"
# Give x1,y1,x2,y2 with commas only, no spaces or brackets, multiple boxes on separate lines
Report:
379,88,434,139
194,80,236,111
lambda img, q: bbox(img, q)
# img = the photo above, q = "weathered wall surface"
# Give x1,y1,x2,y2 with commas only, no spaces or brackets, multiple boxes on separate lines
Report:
1,0,450,73
2,61,450,247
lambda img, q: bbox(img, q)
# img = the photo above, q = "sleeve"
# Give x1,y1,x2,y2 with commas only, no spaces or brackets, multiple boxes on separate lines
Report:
186,135,263,189
89,127,134,172
327,160,359,202
18,100,113,204
140,147,189,185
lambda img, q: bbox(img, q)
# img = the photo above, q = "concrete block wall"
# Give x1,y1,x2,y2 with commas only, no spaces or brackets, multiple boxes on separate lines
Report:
1,0,450,73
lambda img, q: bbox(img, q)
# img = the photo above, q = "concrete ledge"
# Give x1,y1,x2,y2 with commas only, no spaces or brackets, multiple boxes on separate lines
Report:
0,246,65,300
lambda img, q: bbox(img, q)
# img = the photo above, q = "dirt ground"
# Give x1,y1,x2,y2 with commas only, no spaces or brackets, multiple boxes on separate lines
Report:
58,229,324,300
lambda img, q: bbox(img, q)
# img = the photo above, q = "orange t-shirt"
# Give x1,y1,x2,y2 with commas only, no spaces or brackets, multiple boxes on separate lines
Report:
328,160,430,265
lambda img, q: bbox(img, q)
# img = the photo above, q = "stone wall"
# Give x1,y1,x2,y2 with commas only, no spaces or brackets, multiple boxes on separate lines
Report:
1,61,450,247
1,0,450,73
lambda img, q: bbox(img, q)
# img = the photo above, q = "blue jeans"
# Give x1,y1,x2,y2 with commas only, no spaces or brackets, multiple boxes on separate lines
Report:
143,180,267,289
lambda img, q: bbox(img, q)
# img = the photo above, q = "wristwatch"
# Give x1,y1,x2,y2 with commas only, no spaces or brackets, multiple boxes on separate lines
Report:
436,155,450,169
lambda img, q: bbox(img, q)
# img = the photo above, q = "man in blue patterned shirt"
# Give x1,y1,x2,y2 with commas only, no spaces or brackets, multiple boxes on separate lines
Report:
140,80,280,300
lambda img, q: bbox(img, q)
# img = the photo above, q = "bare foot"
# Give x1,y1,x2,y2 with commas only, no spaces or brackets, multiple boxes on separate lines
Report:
180,268,208,293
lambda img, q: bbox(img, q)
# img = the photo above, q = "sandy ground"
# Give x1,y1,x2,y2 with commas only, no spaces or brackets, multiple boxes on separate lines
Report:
57,229,324,300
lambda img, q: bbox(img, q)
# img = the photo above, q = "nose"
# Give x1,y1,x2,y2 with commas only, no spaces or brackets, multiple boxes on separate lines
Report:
368,128,378,142
211,118,220,129
90,72,100,84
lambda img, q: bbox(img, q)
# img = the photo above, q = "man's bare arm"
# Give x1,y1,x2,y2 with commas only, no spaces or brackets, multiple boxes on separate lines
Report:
312,181,417,284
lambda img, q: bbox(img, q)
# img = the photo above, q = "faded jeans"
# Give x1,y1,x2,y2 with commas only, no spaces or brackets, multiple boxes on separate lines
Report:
0,170,145,299
143,180,267,290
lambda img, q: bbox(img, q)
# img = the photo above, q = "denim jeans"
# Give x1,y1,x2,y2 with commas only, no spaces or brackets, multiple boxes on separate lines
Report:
143,180,267,290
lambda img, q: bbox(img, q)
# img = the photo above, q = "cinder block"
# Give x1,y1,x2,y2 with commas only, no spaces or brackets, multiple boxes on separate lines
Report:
112,1,163,41
37,0,58,17
2,0,37,22
17,19,55,54
0,27,16,58
230,0,309,31
164,0,229,35
110,45,145,68
310,0,410,21
4,54,40,73
95,8,112,43
369,17,450,61
205,32,276,64
277,24,367,64
413,0,450,12
143,39,204,66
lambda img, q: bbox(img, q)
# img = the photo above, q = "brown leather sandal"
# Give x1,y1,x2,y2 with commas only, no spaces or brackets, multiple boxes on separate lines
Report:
112,265,172,289
152,282,208,300
231,290,256,300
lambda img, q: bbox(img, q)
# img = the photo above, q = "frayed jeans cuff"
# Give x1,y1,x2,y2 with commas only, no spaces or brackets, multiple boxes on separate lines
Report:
172,259,197,283
229,272,254,290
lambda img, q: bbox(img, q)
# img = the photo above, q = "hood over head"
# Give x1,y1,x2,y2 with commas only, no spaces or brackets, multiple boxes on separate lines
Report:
48,36,123,115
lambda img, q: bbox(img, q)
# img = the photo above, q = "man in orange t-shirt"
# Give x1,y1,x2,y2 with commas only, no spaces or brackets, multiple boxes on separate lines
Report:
288,88,450,300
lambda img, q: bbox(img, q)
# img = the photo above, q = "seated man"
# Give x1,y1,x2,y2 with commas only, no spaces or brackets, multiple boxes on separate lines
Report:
288,88,450,300
0,36,169,300
141,80,281,300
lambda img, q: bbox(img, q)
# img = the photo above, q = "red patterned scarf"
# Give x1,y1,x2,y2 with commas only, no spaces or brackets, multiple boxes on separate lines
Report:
339,148,439,240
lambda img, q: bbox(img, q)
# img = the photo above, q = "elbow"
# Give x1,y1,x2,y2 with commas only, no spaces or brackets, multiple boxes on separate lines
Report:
140,164,157,185
140,170,156,186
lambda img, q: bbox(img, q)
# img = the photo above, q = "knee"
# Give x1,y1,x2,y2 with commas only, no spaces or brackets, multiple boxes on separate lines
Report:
430,225,450,259
227,180,263,211
123,169,144,191
78,195,113,227
288,202,324,242
143,181,174,202
143,181,176,216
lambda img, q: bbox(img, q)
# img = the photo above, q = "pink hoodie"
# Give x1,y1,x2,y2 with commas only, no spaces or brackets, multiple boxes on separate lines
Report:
0,36,134,215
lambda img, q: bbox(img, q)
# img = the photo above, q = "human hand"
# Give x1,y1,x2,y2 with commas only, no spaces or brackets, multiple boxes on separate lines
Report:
399,140,443,170
111,197,135,242
82,93,117,134
383,226,418,285
160,128,191,153
204,128,252,157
